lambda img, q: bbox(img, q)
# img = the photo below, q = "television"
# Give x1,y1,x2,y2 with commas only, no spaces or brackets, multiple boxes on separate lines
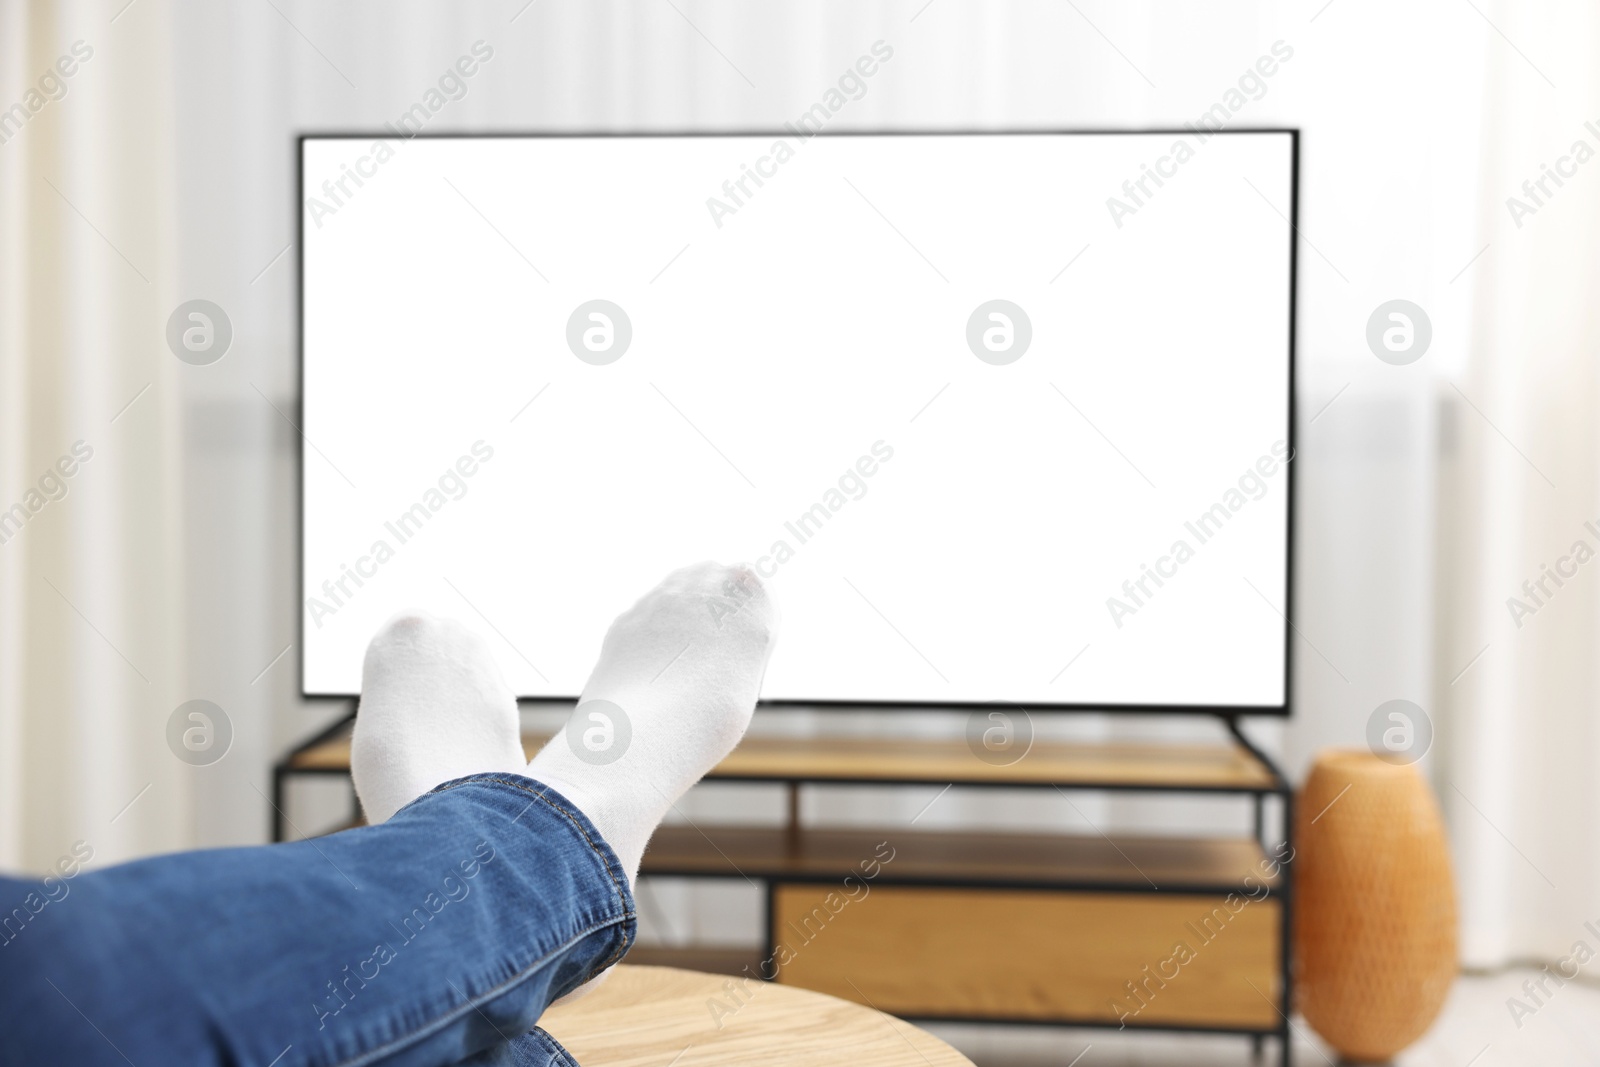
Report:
300,130,1296,714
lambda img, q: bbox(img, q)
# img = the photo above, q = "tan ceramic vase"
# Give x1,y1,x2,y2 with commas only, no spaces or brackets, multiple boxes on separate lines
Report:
1294,750,1457,1062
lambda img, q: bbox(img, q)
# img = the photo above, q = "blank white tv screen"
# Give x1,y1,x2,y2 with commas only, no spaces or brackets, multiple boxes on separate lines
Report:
301,131,1294,711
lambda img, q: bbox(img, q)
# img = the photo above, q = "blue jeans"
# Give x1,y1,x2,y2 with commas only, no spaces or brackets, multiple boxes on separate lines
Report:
0,774,636,1067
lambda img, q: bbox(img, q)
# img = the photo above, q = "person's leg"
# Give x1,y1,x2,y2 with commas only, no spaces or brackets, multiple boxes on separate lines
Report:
449,1024,577,1067
0,774,629,1067
3,771,643,1067
0,561,776,1067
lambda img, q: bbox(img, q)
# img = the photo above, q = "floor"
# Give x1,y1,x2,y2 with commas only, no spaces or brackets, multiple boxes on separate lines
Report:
923,969,1600,1066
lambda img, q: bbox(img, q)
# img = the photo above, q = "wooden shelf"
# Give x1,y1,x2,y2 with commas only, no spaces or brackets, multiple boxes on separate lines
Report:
641,824,1279,893
285,724,1278,793
712,734,1276,791
772,885,1282,1030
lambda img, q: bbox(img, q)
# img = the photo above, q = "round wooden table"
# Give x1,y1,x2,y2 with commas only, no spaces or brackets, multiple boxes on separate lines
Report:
539,966,973,1067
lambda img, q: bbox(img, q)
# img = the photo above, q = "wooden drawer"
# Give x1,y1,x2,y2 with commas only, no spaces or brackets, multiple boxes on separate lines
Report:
771,884,1281,1029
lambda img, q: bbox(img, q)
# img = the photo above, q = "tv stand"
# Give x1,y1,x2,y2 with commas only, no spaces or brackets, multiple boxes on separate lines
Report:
276,711,1293,1066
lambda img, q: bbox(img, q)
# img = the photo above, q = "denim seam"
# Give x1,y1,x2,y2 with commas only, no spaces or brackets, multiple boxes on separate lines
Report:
452,774,637,978
533,1027,579,1067
427,774,632,939
423,775,636,976
324,775,635,1067
326,915,629,1067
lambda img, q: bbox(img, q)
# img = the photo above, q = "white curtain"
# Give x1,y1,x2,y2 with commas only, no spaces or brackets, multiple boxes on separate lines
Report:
1438,3,1600,967
3,0,1595,971
0,0,187,871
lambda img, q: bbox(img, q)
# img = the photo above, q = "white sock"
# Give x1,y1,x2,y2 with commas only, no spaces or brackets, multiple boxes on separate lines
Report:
525,561,777,883
351,611,527,825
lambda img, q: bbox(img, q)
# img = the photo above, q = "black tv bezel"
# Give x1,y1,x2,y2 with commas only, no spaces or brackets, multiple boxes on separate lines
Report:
296,127,1298,718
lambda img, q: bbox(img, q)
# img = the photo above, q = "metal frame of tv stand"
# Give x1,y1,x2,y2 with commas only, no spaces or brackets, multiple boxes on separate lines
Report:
646,711,1294,1067
272,707,1294,1066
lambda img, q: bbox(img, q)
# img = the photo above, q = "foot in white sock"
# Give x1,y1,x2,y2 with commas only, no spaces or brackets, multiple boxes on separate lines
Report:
351,611,527,825
525,561,778,882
